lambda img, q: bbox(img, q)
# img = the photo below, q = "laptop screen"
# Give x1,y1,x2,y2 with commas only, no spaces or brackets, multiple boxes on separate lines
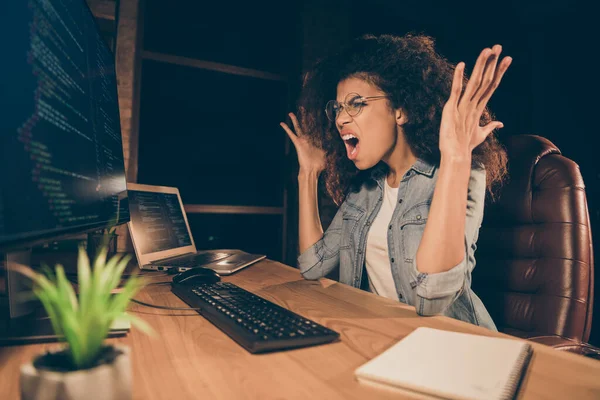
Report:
128,190,193,255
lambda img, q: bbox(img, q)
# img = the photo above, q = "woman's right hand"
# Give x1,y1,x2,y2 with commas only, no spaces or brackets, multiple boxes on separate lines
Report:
280,112,326,175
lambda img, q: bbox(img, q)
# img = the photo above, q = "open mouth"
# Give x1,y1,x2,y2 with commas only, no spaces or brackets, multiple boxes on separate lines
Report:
342,134,360,160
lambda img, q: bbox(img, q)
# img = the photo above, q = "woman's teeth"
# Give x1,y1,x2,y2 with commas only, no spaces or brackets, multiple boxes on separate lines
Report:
342,134,359,160
342,134,359,147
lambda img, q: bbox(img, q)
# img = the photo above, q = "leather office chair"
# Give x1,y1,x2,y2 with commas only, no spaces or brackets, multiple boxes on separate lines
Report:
473,134,600,358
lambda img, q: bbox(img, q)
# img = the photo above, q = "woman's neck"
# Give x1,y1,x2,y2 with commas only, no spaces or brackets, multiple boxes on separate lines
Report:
383,136,417,188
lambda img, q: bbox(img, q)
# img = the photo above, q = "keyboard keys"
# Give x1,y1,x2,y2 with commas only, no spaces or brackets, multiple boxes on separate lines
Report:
171,282,340,353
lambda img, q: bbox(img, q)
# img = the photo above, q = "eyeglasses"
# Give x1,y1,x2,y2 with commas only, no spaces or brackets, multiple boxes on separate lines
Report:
325,92,389,122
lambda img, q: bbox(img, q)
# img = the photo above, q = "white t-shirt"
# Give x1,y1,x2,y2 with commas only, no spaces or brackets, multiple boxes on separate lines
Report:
365,178,399,300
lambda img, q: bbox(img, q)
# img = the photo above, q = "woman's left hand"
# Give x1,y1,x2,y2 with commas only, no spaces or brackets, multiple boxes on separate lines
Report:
439,45,512,160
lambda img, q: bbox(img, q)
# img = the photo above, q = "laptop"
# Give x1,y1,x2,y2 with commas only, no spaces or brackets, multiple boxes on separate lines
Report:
126,183,266,274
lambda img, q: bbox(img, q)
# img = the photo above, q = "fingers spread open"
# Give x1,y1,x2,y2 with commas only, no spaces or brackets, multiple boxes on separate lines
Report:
289,112,303,136
461,48,493,106
478,121,505,144
476,56,513,113
472,45,501,103
280,122,298,145
447,62,465,108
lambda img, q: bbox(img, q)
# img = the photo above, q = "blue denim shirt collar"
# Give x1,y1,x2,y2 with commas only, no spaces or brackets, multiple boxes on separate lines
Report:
370,158,436,188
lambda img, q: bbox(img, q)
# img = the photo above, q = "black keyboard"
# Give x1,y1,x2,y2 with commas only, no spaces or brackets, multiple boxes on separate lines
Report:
171,282,340,353
152,252,230,268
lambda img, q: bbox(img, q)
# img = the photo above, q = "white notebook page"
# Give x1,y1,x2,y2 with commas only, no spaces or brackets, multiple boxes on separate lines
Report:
355,327,531,400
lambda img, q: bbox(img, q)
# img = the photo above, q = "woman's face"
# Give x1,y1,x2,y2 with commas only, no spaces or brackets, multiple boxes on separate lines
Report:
334,77,401,170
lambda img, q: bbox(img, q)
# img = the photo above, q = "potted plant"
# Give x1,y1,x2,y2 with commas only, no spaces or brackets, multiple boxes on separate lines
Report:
15,246,152,400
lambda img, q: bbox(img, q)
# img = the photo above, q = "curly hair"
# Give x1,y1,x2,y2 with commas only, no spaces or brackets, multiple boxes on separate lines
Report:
298,33,508,205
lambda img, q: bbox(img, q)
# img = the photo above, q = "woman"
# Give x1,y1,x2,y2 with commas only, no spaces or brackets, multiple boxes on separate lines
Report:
280,34,511,330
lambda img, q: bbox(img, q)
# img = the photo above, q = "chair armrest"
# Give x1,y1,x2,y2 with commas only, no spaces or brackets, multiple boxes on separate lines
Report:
527,336,600,360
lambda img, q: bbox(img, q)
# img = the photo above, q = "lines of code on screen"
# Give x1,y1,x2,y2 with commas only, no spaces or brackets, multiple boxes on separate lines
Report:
0,0,129,246
128,191,193,255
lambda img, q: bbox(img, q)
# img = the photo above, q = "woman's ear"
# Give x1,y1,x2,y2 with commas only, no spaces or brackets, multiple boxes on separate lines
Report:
395,108,408,126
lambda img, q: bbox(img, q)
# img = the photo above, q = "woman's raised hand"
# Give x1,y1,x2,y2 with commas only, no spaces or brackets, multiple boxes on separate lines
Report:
439,44,512,160
280,112,327,175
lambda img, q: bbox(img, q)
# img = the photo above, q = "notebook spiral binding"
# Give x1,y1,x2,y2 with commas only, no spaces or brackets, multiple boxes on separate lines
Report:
500,344,533,400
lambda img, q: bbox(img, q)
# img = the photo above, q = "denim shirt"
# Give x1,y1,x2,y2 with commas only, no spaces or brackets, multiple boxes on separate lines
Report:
297,158,497,331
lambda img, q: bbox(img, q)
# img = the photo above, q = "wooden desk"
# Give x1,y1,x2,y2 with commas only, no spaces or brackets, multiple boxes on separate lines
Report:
2,259,600,399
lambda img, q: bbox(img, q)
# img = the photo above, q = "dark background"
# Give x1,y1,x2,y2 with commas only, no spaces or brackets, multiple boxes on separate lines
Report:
133,0,599,345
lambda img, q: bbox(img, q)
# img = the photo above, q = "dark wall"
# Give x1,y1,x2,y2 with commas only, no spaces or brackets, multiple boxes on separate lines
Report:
137,0,302,263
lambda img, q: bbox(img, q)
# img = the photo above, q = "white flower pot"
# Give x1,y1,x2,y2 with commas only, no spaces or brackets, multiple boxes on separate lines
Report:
20,345,131,400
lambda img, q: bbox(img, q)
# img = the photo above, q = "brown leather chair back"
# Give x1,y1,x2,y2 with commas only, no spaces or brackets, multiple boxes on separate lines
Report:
473,135,594,344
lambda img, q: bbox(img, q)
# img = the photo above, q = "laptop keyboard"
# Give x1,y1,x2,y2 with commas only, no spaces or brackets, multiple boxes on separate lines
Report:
171,282,340,353
152,252,231,268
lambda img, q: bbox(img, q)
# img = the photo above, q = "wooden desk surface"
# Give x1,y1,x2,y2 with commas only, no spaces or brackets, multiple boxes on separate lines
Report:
2,259,600,399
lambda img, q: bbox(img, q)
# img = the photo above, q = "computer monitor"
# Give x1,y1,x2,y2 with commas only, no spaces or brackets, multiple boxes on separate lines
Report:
0,0,129,324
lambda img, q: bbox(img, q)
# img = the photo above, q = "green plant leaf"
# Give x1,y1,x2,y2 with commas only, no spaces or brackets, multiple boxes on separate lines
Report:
95,251,122,303
56,266,78,313
108,276,145,316
34,289,64,338
9,241,152,370
77,245,91,312
118,313,155,337
107,254,133,293
39,262,56,282
76,247,93,358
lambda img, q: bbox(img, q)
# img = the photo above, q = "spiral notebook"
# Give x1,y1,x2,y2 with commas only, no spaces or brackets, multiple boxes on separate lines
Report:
355,327,532,400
